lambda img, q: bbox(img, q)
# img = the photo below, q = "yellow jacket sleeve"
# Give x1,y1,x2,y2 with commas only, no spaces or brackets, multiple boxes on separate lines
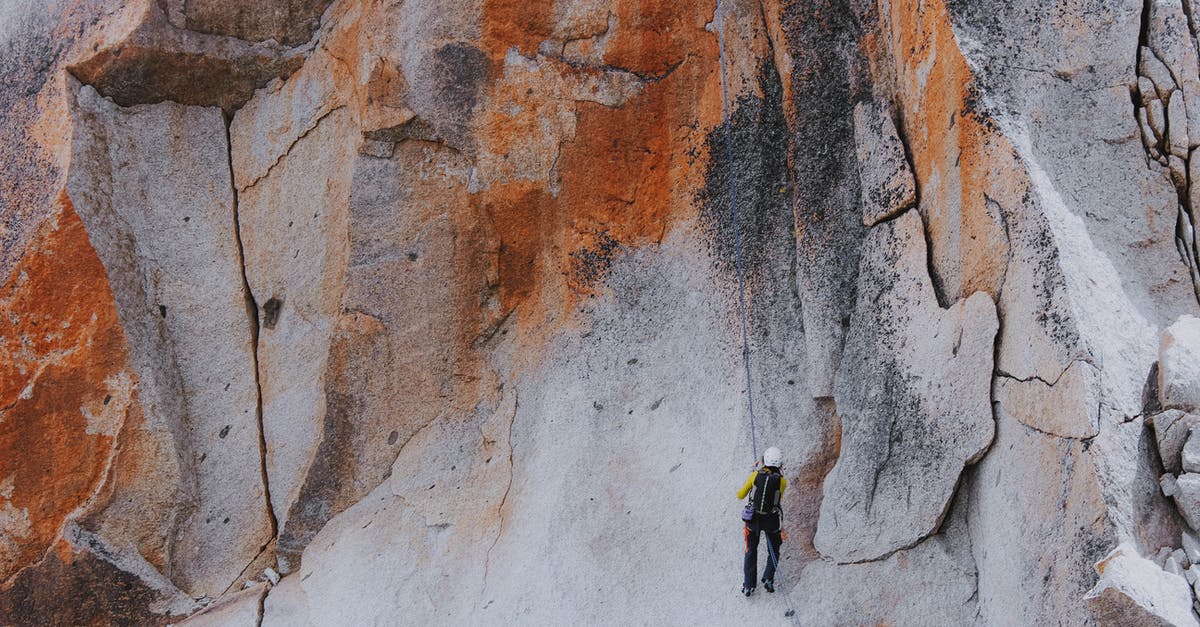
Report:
738,472,788,500
737,472,757,499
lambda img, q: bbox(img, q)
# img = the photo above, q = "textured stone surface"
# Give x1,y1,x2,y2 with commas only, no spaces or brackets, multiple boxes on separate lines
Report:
853,101,917,227
1155,409,1200,474
1085,543,1199,627
7,0,1200,622
815,210,998,563
1161,316,1200,412
67,83,272,597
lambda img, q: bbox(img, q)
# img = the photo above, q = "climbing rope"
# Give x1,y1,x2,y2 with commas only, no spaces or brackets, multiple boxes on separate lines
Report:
715,0,759,463
716,2,799,622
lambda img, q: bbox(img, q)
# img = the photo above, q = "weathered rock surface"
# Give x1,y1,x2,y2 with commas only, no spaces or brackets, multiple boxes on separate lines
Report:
1155,409,1200,474
815,210,998,563
65,83,273,598
853,101,917,227
6,0,1200,623
1085,543,1200,627
1161,316,1200,412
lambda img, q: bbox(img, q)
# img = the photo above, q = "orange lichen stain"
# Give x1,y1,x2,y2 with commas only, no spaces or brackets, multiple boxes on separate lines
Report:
889,0,1015,301
479,181,555,311
603,0,701,77
481,0,556,63
474,0,722,338
0,192,134,580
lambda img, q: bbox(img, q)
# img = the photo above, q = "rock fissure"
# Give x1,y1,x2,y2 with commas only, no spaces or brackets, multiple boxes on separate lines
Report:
481,391,518,593
237,104,348,193
994,357,1094,388
225,114,279,552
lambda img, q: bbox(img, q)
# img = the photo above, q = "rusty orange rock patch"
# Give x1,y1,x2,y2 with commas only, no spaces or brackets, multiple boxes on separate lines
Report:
0,193,135,581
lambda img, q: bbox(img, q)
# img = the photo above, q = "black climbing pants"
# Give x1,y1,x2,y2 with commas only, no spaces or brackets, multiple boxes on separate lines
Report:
743,511,782,589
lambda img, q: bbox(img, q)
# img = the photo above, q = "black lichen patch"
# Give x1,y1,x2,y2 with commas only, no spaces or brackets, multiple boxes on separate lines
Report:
262,296,283,329
569,229,622,289
277,390,360,569
0,544,179,626
697,62,793,283
426,42,489,149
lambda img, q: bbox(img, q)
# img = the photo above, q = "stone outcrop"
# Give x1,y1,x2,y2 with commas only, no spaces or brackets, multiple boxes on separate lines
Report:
5,0,1200,623
814,210,997,563
1086,543,1199,626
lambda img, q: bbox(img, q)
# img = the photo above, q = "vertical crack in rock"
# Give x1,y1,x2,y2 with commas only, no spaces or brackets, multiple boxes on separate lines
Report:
226,114,279,548
482,391,518,590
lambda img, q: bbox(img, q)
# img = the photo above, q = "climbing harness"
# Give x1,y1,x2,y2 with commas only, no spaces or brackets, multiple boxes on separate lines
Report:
716,1,798,621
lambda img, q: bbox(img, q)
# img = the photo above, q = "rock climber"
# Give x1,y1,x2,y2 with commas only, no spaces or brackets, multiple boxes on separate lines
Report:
737,446,786,597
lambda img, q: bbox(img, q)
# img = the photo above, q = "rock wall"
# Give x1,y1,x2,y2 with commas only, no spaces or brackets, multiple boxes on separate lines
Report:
4,0,1200,624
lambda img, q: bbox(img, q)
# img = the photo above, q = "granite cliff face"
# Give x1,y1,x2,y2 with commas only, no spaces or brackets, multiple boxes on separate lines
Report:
4,0,1200,624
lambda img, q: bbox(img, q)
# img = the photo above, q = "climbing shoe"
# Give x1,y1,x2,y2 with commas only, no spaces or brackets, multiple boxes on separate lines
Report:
742,586,754,597
762,578,775,593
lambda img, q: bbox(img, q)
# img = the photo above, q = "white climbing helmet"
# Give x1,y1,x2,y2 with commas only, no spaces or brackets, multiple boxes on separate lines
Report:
763,447,782,467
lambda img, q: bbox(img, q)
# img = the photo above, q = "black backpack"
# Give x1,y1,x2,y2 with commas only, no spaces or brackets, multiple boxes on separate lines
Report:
750,469,782,515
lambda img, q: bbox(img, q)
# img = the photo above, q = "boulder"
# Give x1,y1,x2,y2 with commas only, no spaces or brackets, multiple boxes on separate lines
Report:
1185,428,1200,474
1154,410,1200,474
1176,473,1200,530
1084,543,1199,627
1160,316,1200,412
1183,529,1200,564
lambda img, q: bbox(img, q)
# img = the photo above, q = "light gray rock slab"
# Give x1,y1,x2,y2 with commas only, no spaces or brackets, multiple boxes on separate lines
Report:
1160,316,1200,412
235,105,358,574
68,83,272,598
1140,107,1162,157
1184,427,1200,473
1150,98,1169,142
261,575,312,627
1171,154,1189,190
1142,46,1179,98
1141,76,1161,106
995,359,1100,439
1184,529,1200,564
968,403,1112,626
853,101,916,227
1169,90,1191,157
815,210,998,563
1166,474,1181,498
1085,543,1199,627
1176,473,1200,530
